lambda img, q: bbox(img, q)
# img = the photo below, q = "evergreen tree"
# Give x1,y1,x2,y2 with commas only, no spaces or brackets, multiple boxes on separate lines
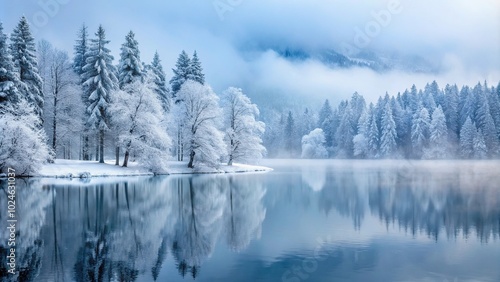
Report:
150,51,170,112
380,103,397,158
118,31,143,88
443,84,460,144
411,106,430,158
170,50,191,100
367,105,379,158
459,117,475,158
473,129,487,159
335,106,354,158
82,25,118,163
72,24,88,77
475,85,499,155
189,50,205,85
284,111,295,155
0,23,20,112
10,16,44,121
425,106,448,159
318,99,332,129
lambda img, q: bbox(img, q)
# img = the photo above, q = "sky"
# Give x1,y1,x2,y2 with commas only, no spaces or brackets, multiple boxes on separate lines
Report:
1,0,499,106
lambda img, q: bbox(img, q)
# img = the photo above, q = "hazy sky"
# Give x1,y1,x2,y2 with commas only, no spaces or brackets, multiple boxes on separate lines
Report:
1,0,499,105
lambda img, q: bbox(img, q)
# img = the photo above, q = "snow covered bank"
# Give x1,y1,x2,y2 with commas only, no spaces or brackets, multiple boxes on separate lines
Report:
30,159,272,178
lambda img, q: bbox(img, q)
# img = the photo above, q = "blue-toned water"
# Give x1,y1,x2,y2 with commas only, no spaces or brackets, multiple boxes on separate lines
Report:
1,160,499,281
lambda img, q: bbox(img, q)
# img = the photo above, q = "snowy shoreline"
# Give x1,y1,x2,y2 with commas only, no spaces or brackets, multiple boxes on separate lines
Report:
12,159,272,178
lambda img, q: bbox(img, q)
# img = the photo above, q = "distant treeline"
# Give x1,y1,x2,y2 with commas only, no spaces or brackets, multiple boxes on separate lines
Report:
264,80,500,159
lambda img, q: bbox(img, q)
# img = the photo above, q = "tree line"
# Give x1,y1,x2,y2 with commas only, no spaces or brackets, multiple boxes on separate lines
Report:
264,80,500,159
0,17,265,174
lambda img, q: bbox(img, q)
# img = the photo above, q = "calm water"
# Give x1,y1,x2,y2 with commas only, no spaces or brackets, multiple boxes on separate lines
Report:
1,160,500,282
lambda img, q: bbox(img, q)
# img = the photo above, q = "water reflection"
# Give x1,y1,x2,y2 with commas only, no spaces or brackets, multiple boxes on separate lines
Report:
0,160,499,281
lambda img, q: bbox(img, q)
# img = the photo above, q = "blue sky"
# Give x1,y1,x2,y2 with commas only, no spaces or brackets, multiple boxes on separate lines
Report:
1,0,499,104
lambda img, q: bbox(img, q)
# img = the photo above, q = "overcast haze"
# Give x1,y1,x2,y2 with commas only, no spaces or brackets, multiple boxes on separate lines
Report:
1,0,499,105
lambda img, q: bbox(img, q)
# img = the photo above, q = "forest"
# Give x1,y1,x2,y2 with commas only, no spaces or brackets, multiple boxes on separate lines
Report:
1,16,499,175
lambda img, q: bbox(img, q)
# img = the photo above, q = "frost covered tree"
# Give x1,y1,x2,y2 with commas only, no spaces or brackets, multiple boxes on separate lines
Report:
149,51,170,113
189,51,205,85
81,25,118,163
318,99,332,129
175,81,225,168
380,103,397,158
109,74,171,172
411,106,430,158
284,111,296,156
0,100,51,174
10,16,44,121
301,128,328,158
473,129,487,159
460,117,475,159
424,106,448,159
118,31,143,88
72,24,88,77
39,43,84,157
170,50,192,99
221,87,266,165
0,23,19,112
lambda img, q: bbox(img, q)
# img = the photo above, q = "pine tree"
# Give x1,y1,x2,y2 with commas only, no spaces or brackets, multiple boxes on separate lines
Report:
411,106,430,158
284,111,295,156
0,22,20,112
475,85,499,155
81,25,118,163
150,51,170,113
170,50,191,100
425,106,448,159
118,31,143,88
367,105,379,158
380,103,397,158
318,99,332,129
459,116,475,159
73,24,88,77
10,16,44,121
189,51,205,85
473,129,487,159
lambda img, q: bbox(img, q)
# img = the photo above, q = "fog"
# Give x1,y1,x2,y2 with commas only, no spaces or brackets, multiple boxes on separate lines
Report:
2,0,499,105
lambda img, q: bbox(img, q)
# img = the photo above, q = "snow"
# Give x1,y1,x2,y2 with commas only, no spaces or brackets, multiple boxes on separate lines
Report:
32,159,272,178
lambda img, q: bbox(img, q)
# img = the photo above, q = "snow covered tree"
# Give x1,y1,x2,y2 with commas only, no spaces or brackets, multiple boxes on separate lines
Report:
301,128,328,158
9,16,44,122
475,86,499,155
335,105,354,158
284,111,296,156
0,100,51,174
460,117,475,159
353,109,368,158
72,24,88,77
411,106,430,158
221,87,266,165
149,51,170,113
0,23,19,112
424,106,448,159
40,45,84,157
170,50,191,99
318,99,332,129
189,51,205,85
174,81,225,168
443,84,460,146
473,129,487,159
109,73,171,171
118,31,143,88
81,25,118,163
379,103,397,158
367,105,379,158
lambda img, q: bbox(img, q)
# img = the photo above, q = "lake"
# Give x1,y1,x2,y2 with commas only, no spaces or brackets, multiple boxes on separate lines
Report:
1,160,499,282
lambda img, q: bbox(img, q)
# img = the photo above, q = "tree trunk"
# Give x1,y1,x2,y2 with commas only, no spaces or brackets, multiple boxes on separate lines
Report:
95,134,99,161
83,134,89,160
115,146,120,165
227,156,233,166
99,129,104,163
52,92,57,153
123,150,130,167
187,150,195,168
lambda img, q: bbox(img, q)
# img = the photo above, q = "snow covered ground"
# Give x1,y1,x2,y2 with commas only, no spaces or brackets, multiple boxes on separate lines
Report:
31,159,272,178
